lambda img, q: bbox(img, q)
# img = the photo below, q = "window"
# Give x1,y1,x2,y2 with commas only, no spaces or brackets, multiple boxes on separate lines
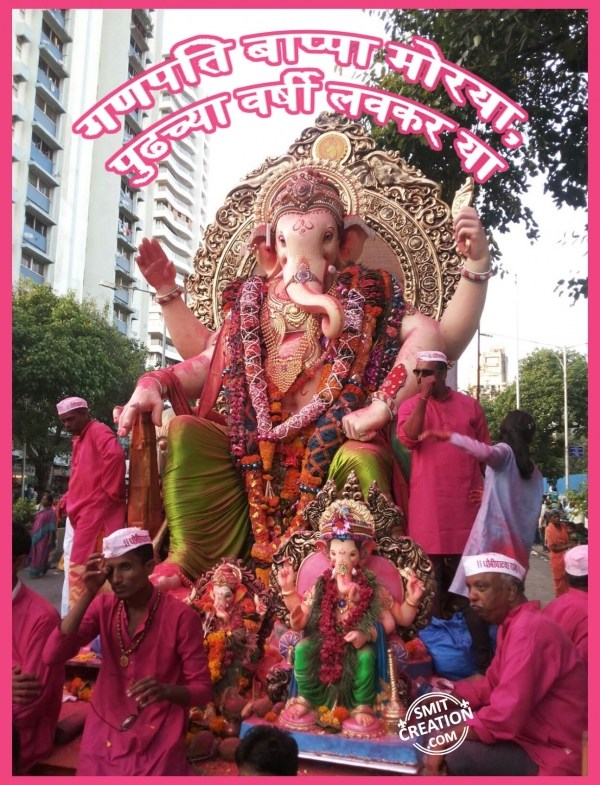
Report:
41,21,63,51
114,306,129,322
31,133,54,160
35,94,59,123
21,254,45,276
28,172,50,197
25,213,48,236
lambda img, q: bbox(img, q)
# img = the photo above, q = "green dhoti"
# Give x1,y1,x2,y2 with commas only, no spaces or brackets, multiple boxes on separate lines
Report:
293,637,377,710
163,416,250,577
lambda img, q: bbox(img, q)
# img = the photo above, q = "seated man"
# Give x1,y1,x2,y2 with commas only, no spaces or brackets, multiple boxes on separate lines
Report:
424,552,587,777
544,544,588,671
235,725,299,776
12,523,64,774
43,528,212,776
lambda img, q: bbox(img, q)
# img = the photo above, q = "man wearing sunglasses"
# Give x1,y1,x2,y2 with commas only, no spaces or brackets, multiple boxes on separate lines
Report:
397,351,490,618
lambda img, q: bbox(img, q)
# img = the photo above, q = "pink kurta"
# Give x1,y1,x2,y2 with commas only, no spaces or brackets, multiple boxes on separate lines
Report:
396,390,490,554
43,588,211,776
65,419,127,563
12,582,64,773
454,601,587,776
543,589,588,671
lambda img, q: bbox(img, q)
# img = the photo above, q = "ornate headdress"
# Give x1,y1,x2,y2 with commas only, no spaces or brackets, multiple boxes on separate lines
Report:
212,562,243,590
268,169,346,229
250,159,366,250
318,498,376,543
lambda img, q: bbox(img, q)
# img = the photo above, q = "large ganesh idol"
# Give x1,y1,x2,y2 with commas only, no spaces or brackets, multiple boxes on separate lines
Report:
116,115,491,588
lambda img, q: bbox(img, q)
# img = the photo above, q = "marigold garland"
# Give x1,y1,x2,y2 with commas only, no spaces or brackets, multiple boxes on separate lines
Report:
221,266,407,576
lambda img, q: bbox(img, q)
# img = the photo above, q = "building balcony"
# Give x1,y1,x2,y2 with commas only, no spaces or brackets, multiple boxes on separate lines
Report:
39,35,69,76
128,46,144,71
32,105,61,141
45,9,69,35
13,60,30,83
113,316,128,335
26,183,51,214
170,142,195,170
15,20,33,42
115,254,136,281
127,108,143,134
156,166,193,203
36,71,64,111
12,100,26,122
20,265,45,284
153,220,192,257
156,187,194,219
117,225,137,251
155,204,193,240
119,192,139,221
162,155,195,189
22,227,48,253
29,144,54,175
130,22,151,51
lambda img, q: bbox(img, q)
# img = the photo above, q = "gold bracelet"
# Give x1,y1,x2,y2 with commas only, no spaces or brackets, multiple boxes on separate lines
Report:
282,589,296,596
404,598,419,608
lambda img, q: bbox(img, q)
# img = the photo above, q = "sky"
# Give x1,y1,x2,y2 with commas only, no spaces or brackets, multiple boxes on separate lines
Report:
162,8,588,391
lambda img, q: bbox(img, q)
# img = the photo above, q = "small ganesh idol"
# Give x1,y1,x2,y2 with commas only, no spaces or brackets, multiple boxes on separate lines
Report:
276,496,423,737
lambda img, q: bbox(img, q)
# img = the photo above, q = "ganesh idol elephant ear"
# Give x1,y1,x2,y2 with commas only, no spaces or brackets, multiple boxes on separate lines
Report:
339,215,375,264
247,222,279,278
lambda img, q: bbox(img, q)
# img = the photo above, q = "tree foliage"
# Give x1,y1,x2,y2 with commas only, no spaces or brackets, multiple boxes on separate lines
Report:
12,282,148,491
480,348,587,481
365,9,588,245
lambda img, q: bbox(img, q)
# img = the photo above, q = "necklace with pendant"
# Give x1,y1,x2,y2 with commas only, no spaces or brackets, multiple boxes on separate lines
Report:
116,590,161,668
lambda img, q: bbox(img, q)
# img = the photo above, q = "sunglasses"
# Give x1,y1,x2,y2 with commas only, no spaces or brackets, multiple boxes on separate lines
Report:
413,369,437,377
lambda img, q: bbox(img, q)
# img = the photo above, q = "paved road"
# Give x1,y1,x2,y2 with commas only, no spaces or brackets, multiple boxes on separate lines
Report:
19,544,556,615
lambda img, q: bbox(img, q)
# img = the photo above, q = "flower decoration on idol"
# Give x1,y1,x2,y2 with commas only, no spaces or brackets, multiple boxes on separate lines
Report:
330,507,352,538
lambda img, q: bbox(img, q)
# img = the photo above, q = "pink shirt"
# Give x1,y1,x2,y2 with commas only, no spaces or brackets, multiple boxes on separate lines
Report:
65,420,127,562
397,390,490,554
12,582,65,774
43,588,212,776
454,601,587,776
543,589,588,671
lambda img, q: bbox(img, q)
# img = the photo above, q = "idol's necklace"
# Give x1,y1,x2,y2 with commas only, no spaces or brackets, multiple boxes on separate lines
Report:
116,590,161,668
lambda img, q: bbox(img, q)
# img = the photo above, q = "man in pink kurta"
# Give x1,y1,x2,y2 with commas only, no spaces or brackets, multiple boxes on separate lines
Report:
396,352,489,614
425,552,587,777
543,544,588,670
43,528,212,776
12,523,64,774
57,396,127,608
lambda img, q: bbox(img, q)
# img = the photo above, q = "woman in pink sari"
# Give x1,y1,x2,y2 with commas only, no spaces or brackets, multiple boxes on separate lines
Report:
29,492,57,578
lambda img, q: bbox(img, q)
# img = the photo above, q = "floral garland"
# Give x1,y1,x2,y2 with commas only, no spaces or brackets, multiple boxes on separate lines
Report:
318,568,374,685
220,266,407,575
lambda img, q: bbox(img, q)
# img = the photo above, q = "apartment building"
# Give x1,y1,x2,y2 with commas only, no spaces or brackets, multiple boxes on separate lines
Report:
12,8,209,365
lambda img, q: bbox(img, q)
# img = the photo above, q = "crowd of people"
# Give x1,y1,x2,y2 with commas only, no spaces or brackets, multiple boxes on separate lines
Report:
13,360,588,776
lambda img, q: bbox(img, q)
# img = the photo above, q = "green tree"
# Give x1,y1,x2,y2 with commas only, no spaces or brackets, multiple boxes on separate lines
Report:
480,348,587,481
365,9,588,245
12,282,148,492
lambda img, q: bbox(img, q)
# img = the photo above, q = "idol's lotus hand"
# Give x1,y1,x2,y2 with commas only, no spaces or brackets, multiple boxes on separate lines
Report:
114,383,163,437
136,238,177,294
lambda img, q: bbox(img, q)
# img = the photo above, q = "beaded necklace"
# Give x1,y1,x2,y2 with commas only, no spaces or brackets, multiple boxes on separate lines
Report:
116,590,161,668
